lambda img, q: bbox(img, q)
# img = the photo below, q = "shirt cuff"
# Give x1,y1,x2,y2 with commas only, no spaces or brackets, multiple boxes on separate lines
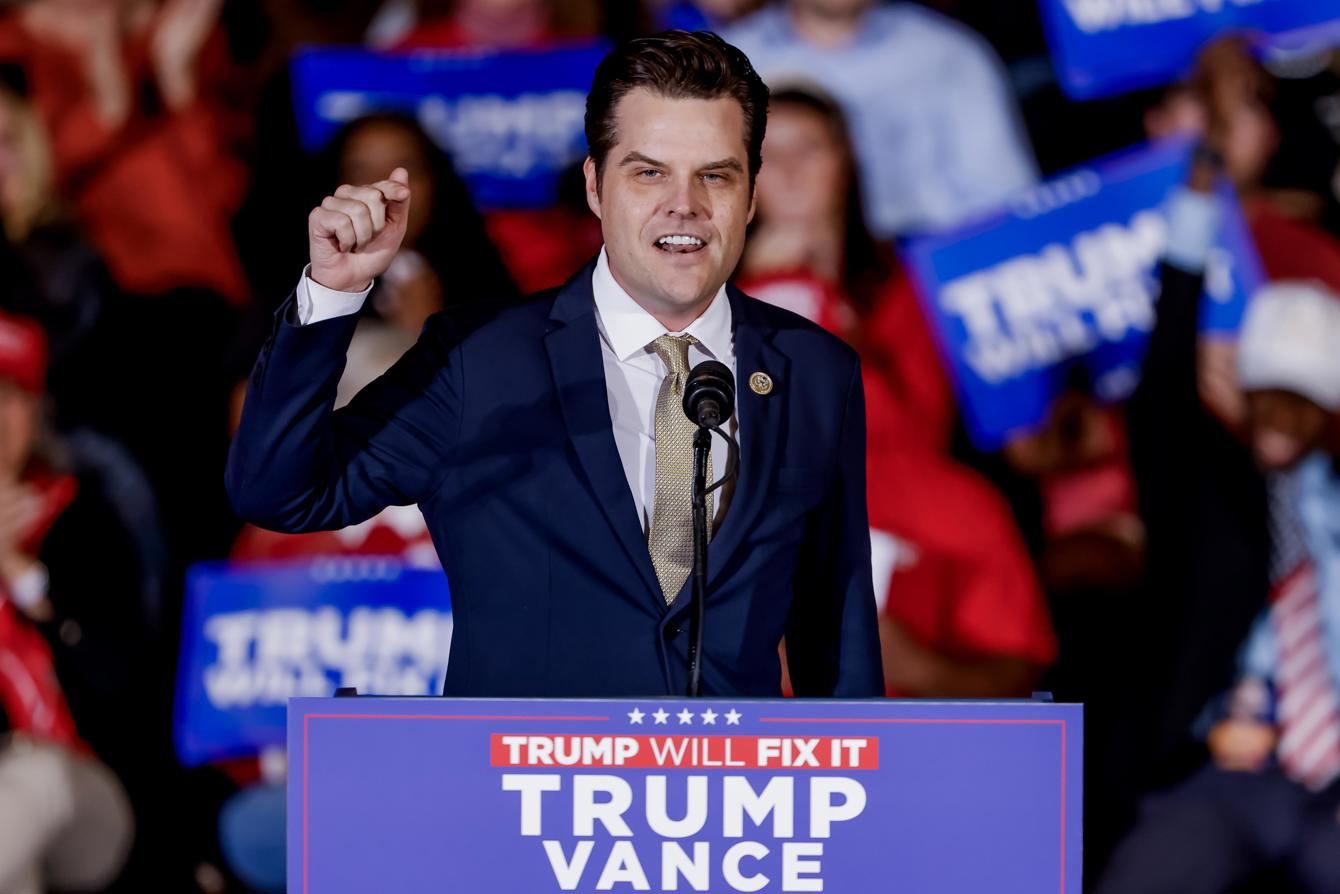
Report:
1163,187,1221,273
294,264,373,325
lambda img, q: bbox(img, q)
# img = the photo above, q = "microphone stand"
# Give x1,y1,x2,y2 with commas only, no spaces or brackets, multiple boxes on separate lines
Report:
687,424,740,698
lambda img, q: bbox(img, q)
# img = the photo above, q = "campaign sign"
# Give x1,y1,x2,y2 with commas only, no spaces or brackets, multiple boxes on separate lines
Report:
291,42,608,208
174,560,452,766
290,696,1081,893
1039,0,1340,99
901,138,1264,450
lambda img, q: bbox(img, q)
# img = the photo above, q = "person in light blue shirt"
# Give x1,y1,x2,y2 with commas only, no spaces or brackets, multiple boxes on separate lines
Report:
723,0,1038,236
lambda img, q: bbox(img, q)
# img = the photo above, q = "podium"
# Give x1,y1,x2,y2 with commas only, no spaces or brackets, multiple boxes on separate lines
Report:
289,696,1082,893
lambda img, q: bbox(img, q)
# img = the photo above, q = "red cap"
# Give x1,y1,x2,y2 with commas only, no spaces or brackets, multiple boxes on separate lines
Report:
0,311,47,394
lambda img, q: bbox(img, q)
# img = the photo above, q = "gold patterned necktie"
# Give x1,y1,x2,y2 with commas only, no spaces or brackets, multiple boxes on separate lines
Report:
648,334,713,605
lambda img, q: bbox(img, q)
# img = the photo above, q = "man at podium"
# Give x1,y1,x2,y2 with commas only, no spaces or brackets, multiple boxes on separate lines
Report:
226,31,882,700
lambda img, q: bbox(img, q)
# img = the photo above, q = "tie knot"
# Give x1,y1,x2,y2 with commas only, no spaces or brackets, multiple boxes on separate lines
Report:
651,334,698,378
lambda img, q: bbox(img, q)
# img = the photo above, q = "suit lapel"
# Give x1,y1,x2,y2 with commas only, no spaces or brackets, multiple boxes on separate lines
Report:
544,264,664,609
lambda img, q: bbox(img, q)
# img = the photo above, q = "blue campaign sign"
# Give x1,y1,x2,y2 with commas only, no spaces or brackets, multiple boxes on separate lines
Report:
174,559,452,766
291,696,1082,893
901,138,1264,451
1039,0,1340,99
291,42,609,208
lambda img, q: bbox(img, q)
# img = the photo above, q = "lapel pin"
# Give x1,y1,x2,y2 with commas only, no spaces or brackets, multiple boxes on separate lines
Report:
749,372,774,395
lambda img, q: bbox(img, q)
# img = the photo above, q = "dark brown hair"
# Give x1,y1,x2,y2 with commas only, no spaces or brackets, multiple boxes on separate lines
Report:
585,30,770,186
763,86,896,314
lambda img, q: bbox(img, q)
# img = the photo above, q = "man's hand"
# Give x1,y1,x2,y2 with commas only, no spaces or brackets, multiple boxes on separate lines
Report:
1208,718,1276,772
308,168,412,294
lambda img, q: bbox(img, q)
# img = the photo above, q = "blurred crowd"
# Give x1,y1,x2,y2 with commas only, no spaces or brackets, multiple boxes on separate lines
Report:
3,0,1340,891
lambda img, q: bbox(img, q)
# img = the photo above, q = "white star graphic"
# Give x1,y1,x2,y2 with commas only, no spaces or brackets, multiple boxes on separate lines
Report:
700,709,718,725
652,708,670,725
725,709,742,726
677,708,695,725
628,708,645,725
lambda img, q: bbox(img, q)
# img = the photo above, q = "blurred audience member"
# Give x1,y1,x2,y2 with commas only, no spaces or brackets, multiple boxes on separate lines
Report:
0,0,250,304
0,311,140,894
1002,390,1145,596
395,0,600,51
1145,40,1340,296
724,0,1037,237
738,84,1053,697
1099,276,1340,894
737,85,953,450
0,81,117,430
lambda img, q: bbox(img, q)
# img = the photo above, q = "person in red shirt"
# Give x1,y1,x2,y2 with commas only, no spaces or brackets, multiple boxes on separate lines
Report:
0,311,133,894
738,84,1056,696
0,0,250,304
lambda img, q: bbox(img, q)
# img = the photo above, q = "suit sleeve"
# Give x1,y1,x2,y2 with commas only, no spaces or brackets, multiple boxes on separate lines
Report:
225,292,461,533
785,358,885,697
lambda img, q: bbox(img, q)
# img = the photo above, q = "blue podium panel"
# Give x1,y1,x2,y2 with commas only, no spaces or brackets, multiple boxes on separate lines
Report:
289,697,1082,893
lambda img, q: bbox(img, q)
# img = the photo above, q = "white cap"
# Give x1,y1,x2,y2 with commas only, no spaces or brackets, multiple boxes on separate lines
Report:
1237,280,1340,411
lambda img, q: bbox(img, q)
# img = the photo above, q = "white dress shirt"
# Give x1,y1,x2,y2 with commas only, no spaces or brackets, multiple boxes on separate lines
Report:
295,248,737,532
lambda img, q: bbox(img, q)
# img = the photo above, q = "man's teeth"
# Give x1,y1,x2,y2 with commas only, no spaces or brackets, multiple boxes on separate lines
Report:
658,235,703,246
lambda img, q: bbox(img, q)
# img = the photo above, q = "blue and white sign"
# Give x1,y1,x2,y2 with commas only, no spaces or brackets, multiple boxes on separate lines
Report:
292,697,1083,893
174,559,452,766
291,42,608,208
1039,0,1340,99
902,138,1265,450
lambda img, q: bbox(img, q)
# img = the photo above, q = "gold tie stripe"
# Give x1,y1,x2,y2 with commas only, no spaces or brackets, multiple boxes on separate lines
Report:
647,334,712,605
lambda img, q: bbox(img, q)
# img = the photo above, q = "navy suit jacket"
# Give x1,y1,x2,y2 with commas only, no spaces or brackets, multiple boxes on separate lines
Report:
226,261,883,698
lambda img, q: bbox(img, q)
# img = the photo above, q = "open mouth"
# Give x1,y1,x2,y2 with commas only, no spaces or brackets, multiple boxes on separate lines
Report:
655,234,707,254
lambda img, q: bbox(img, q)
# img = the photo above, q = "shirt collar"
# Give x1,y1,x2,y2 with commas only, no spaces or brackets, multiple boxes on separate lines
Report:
591,247,733,364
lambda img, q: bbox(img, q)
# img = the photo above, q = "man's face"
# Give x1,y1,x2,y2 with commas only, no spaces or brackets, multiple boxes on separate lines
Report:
585,89,756,328
1245,389,1331,471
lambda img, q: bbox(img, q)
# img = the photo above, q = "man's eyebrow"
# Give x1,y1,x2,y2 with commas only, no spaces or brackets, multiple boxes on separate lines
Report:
618,151,664,167
699,158,745,173
615,153,746,173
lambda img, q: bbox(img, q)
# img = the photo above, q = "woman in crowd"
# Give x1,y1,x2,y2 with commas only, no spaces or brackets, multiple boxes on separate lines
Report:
739,84,1056,699
323,112,519,331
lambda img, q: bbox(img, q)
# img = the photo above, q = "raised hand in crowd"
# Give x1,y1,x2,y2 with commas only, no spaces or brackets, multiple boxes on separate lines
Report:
17,0,130,128
150,0,226,110
308,167,412,293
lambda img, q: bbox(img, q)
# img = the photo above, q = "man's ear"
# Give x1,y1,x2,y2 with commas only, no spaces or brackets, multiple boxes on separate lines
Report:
746,181,758,225
583,156,602,219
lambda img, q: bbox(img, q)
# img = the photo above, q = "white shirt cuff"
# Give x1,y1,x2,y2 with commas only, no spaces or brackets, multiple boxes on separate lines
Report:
294,264,373,325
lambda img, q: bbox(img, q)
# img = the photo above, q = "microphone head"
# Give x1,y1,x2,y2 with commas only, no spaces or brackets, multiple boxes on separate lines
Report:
682,360,736,428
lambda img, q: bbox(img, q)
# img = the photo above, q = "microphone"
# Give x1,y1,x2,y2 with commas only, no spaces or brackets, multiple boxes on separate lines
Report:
682,360,735,429
679,360,739,698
